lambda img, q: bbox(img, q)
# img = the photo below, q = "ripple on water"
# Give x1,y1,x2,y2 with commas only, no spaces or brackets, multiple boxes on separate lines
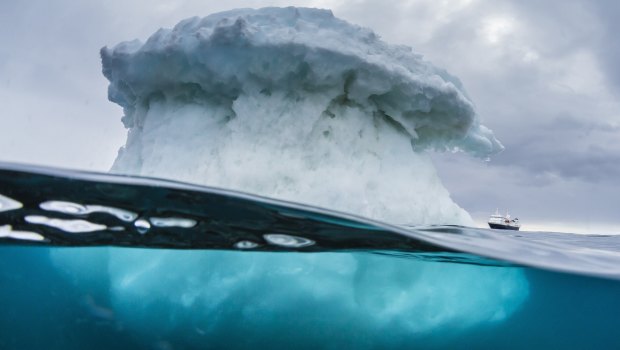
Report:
40,200,138,222
0,225,46,241
149,217,197,228
25,215,107,233
134,219,151,234
234,240,260,249
0,193,22,212
264,233,315,248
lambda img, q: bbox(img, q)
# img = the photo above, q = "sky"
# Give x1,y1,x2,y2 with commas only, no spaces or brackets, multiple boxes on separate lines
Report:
0,0,618,233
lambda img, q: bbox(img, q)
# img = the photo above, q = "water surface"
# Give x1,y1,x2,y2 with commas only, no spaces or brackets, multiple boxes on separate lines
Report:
1,162,619,349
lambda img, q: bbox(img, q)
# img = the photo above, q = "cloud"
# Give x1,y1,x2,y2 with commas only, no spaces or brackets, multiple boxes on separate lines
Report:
351,0,620,230
492,114,620,183
588,0,620,92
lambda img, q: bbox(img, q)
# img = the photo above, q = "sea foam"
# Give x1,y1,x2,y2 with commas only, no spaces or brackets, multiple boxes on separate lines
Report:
102,7,502,225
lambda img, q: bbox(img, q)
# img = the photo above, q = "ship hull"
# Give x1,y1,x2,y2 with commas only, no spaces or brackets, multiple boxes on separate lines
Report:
489,223,520,231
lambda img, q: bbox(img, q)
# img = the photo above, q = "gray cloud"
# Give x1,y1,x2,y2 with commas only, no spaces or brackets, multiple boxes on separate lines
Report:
588,0,620,92
493,114,620,183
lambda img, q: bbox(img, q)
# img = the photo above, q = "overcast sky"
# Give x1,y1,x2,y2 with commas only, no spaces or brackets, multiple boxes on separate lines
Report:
1,0,618,233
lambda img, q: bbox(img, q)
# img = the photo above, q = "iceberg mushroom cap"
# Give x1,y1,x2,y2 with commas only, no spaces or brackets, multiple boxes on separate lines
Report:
102,7,502,157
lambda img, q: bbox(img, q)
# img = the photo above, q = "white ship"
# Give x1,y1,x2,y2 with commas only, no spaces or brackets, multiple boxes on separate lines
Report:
488,210,521,231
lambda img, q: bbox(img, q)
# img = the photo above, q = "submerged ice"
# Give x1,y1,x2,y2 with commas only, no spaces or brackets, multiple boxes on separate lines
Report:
49,248,528,348
102,7,503,225
52,7,529,346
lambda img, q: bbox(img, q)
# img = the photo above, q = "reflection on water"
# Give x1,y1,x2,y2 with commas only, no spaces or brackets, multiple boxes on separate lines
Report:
234,240,260,249
133,219,151,234
25,215,107,233
0,225,46,241
263,233,315,248
40,200,138,222
0,193,22,212
149,217,197,228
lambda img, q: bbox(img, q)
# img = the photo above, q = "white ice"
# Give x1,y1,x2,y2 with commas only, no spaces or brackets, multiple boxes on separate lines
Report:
50,8,527,346
102,7,503,225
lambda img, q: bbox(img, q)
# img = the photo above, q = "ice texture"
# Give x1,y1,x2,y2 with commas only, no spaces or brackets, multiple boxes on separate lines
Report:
83,10,527,344
110,251,527,348
50,248,528,347
102,7,503,225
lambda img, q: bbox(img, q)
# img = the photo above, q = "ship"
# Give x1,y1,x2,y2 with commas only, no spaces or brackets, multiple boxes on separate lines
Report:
488,210,521,230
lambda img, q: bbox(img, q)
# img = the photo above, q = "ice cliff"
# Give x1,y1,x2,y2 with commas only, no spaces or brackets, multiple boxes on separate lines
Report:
102,7,502,225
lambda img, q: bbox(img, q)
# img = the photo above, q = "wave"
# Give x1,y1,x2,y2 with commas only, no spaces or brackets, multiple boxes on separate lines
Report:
1,162,619,279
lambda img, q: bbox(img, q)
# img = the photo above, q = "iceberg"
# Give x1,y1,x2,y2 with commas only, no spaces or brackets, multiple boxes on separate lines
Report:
46,8,528,347
102,7,503,225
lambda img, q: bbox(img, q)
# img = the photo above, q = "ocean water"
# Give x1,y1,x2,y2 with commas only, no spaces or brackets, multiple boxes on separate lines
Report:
2,162,620,349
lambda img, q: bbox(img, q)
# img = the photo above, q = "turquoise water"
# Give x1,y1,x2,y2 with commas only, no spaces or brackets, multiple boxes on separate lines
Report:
2,247,620,349
1,163,620,349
